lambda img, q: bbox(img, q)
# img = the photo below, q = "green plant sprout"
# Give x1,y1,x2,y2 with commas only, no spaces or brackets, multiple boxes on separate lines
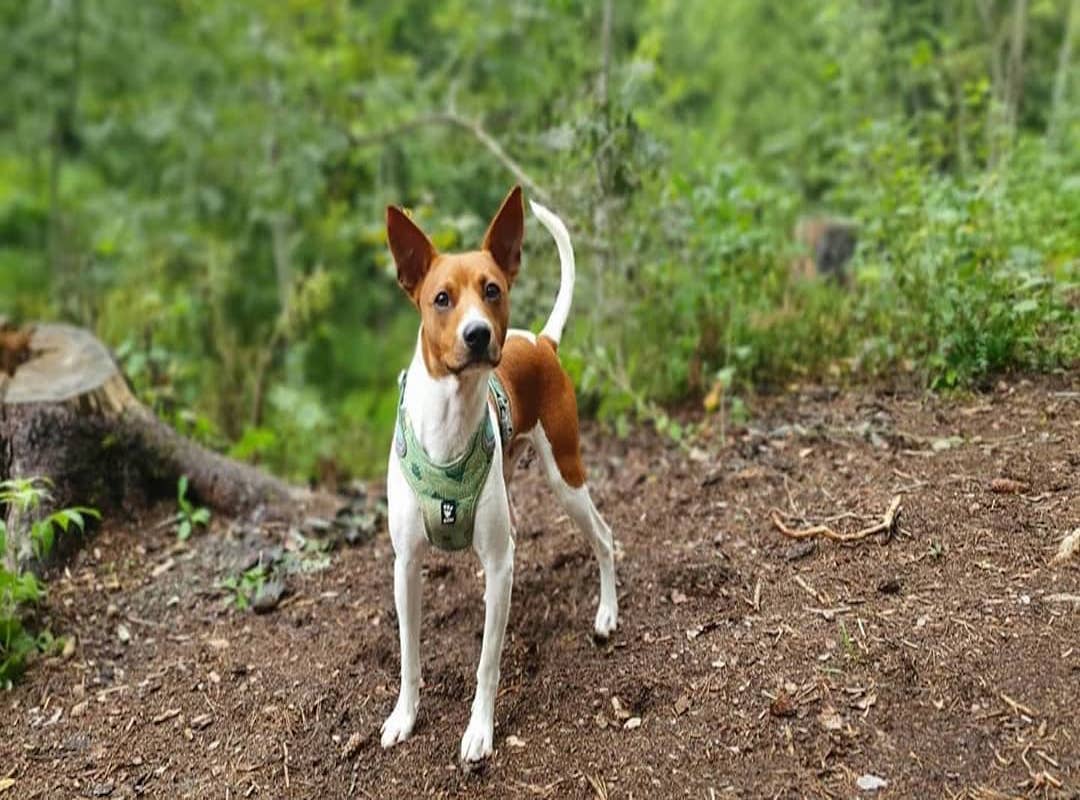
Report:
0,478,100,687
175,476,211,541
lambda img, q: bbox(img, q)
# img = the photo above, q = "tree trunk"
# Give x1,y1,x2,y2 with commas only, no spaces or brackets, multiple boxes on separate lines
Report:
1,322,305,566
1049,0,1078,145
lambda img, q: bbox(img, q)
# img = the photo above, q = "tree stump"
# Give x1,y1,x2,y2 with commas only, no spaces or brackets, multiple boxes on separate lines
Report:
792,216,858,286
1,322,302,565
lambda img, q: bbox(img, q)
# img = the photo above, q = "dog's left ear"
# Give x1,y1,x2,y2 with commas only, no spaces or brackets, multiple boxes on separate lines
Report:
482,185,524,284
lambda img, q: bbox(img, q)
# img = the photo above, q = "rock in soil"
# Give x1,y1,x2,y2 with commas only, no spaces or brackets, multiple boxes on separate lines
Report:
251,578,287,614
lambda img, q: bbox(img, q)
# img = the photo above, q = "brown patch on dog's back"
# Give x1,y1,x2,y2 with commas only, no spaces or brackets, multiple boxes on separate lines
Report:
496,335,585,487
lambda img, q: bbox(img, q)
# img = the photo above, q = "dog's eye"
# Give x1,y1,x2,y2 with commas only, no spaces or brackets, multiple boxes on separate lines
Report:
484,283,501,302
433,291,451,309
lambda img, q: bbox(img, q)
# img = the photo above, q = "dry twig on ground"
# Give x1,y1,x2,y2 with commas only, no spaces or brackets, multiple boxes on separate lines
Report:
771,495,902,543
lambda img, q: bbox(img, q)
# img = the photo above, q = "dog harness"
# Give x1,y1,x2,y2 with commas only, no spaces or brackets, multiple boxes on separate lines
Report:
395,371,514,551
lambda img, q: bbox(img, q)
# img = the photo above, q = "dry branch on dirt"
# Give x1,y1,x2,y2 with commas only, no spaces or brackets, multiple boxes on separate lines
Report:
770,494,902,543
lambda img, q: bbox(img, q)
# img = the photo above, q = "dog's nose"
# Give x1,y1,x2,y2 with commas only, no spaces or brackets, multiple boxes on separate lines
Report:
463,321,492,354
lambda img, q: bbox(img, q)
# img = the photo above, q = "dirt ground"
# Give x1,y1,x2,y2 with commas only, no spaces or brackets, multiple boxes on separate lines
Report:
3,375,1079,799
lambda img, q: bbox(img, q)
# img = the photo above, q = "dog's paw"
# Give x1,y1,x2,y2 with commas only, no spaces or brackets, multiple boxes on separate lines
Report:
459,717,494,763
593,604,618,640
380,704,417,749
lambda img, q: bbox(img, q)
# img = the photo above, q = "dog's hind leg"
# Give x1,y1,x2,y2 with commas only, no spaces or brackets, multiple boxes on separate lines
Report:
532,426,618,638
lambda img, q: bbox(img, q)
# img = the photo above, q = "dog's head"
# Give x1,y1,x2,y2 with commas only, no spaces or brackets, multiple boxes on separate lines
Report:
387,186,523,378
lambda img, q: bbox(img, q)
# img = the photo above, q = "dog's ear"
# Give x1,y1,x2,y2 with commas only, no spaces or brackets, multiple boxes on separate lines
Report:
387,206,437,299
481,185,524,284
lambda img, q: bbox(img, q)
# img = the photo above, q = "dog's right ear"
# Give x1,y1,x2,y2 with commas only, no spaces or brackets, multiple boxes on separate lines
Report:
386,206,437,299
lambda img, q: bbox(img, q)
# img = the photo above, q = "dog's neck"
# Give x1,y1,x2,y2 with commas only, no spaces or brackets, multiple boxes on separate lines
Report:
403,329,490,464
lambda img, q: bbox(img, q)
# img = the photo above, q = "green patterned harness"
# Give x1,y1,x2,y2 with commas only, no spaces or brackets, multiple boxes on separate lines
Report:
394,371,513,551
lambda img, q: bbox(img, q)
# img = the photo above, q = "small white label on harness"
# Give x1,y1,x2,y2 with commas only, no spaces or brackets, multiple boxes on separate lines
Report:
441,500,457,525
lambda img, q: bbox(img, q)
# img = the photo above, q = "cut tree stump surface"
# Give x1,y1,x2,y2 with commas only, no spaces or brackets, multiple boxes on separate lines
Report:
0,323,133,408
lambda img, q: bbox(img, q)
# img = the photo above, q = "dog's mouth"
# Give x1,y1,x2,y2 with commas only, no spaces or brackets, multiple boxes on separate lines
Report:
447,352,501,375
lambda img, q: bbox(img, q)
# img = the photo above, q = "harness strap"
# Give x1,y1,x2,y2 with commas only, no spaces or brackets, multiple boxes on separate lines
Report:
395,371,511,551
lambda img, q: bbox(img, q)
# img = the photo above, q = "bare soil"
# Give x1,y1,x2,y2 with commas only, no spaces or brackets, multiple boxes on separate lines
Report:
3,376,1079,799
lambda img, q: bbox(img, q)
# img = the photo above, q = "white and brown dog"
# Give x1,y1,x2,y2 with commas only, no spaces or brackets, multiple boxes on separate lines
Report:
381,186,618,762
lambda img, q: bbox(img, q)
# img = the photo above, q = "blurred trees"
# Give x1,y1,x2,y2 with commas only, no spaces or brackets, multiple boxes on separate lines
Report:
1,0,1076,480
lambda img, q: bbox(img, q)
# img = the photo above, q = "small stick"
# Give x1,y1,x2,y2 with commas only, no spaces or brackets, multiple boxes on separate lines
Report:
1035,750,1060,769
794,575,825,604
282,740,290,789
1000,692,1038,718
771,495,902,543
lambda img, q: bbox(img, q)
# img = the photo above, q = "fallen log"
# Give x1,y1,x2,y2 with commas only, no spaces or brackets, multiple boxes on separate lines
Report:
1,321,307,565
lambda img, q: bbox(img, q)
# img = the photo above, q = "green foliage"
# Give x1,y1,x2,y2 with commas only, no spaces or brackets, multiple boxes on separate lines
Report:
0,478,100,687
175,476,210,541
219,564,267,612
1,1,1076,471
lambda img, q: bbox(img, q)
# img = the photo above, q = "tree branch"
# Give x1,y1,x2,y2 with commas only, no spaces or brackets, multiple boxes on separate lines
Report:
349,111,550,204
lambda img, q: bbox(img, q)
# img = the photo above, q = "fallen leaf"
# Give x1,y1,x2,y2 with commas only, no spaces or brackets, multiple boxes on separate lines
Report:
854,692,877,712
674,695,692,716
342,732,366,759
1051,528,1080,565
818,705,843,731
990,477,1028,494
733,466,767,483
770,692,796,718
610,697,631,721
856,774,888,792
703,381,722,413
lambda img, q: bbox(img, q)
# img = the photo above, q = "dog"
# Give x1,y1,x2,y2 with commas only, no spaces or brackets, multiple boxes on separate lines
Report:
380,186,618,762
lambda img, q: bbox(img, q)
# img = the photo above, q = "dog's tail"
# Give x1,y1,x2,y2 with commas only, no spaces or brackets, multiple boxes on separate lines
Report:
530,199,575,348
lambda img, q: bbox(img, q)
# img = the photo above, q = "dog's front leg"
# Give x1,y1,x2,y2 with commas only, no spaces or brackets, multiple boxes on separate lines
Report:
460,510,514,763
381,530,424,749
